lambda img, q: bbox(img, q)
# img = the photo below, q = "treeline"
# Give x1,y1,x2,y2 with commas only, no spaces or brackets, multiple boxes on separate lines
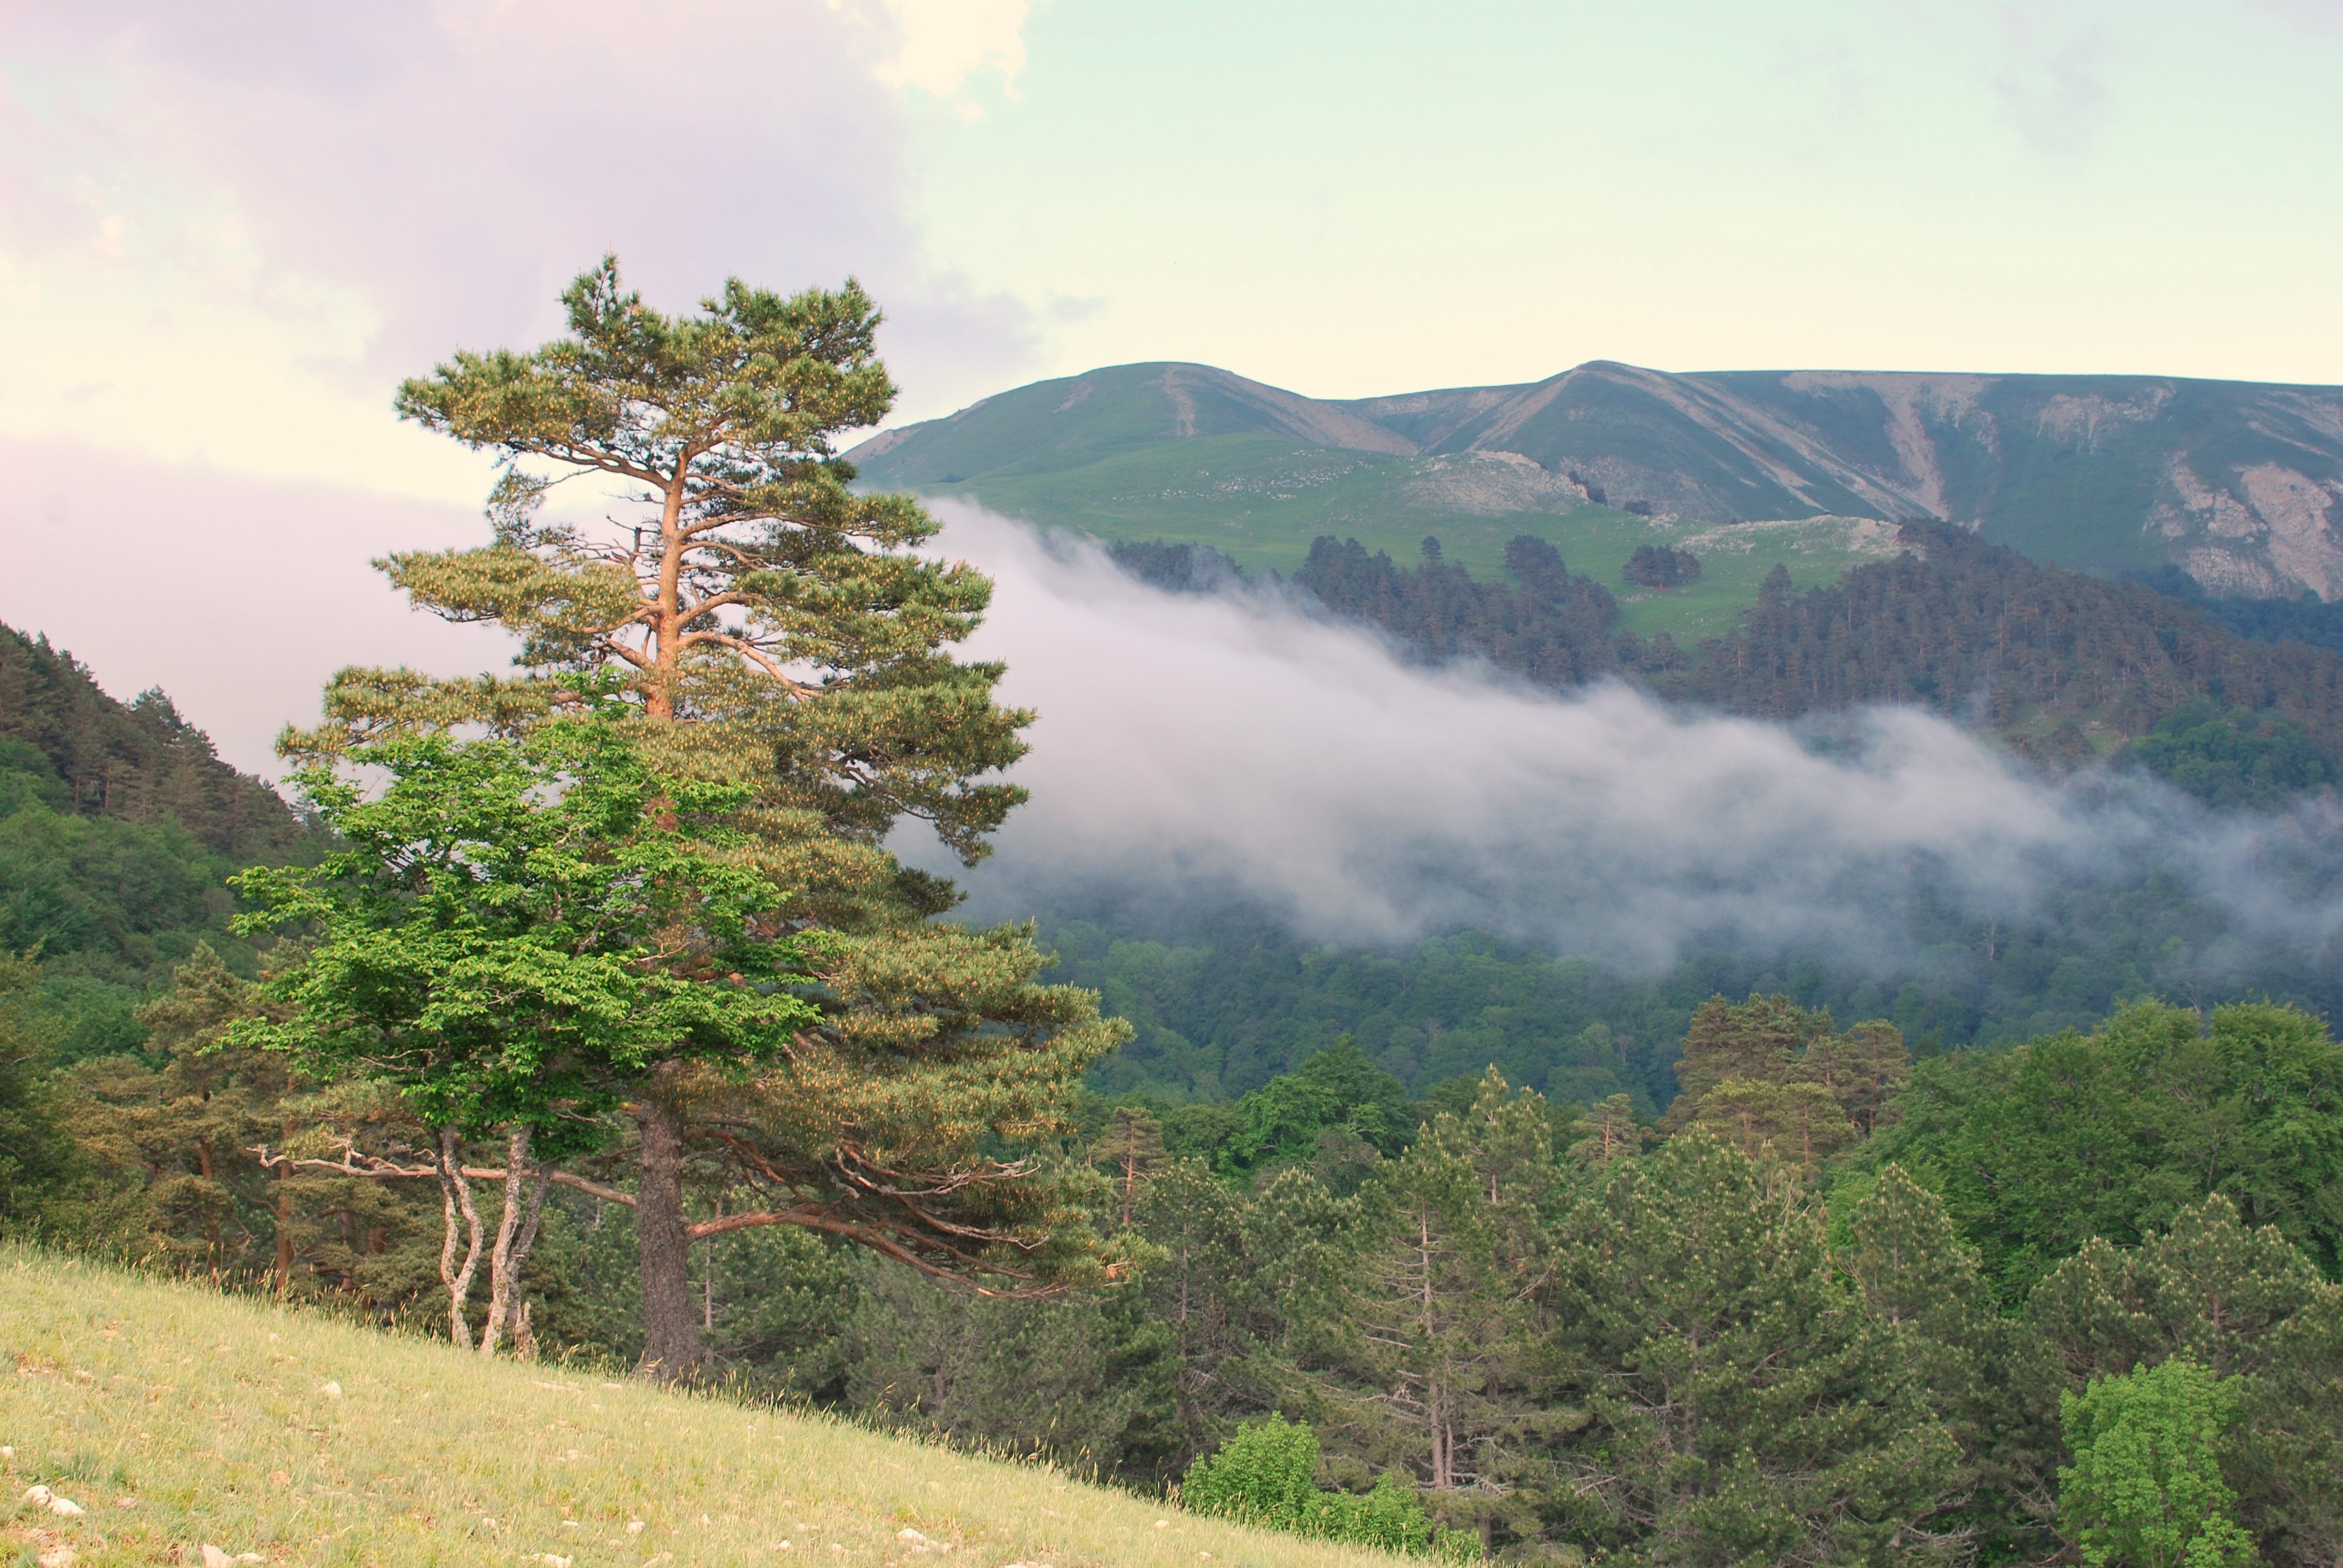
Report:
1670,526,2343,769
1293,534,1642,686
1,626,312,862
2134,563,2343,659
1108,527,2343,799
1039,903,2343,1109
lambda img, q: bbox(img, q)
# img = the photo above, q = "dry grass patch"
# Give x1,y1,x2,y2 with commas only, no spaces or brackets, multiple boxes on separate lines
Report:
1,1250,1403,1568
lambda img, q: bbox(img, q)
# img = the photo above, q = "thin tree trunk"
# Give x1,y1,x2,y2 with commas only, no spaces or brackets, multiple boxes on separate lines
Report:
436,1127,485,1350
274,1120,296,1298
634,1086,701,1380
480,1126,535,1357
703,1191,721,1333
197,1138,221,1276
503,1158,552,1360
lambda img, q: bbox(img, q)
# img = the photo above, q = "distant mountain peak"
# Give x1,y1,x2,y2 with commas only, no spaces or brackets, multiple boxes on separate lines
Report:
852,361,2343,598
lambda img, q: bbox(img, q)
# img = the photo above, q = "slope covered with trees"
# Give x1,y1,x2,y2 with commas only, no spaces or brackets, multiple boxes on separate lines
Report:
0,626,309,862
1147,522,2343,795
11,267,2343,1567
0,624,316,1060
1671,524,2343,769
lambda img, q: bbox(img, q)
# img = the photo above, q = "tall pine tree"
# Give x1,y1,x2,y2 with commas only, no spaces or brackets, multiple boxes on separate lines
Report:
293,256,1124,1376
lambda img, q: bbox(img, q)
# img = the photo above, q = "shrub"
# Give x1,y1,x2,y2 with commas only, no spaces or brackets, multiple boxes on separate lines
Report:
1182,1414,1475,1559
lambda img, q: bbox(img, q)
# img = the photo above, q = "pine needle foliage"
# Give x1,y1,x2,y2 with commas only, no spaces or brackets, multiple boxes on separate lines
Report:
278,256,1125,1374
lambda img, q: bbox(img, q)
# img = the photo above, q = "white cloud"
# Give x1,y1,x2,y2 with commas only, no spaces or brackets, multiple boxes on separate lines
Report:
1989,8,2112,156
0,0,1044,495
865,0,1029,103
922,506,2343,974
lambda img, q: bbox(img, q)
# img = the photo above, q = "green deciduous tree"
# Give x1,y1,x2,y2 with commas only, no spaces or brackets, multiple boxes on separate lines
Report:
0,952,73,1227
1181,1413,1467,1559
2060,1358,2258,1568
2027,1197,2343,1567
234,708,816,1354
1867,1001,2343,1300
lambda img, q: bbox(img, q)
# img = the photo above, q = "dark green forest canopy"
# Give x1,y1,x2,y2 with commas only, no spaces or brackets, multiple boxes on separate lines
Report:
1857,999,2343,1297
1040,903,2343,1114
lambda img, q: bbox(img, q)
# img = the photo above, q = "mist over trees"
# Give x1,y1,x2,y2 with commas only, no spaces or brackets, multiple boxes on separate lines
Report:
1109,520,2343,797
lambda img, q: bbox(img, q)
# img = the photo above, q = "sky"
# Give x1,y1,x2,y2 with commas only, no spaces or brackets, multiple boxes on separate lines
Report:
3,0,2341,771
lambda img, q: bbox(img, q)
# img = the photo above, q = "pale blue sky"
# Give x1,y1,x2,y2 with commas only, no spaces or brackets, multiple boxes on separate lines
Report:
900,0,2343,397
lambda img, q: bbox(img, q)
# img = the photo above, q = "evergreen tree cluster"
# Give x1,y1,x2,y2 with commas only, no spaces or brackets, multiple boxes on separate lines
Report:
1620,543,1700,589
1104,540,1248,595
13,913,2343,1565
0,622,320,1063
2132,563,2343,660
0,626,311,862
1294,534,1638,686
1671,525,2343,770
9,249,2343,1566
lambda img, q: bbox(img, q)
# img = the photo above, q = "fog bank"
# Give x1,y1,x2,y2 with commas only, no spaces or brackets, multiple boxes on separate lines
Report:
915,504,2343,975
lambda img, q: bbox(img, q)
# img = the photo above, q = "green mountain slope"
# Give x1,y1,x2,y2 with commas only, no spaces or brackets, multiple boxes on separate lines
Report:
0,1250,1402,1568
0,624,314,1059
852,360,2343,607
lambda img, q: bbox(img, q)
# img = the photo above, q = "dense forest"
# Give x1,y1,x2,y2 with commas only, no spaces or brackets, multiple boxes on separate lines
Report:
1671,527,2343,771
13,949,2342,1566
1031,893,2343,1108
1116,525,2343,802
2132,563,2343,659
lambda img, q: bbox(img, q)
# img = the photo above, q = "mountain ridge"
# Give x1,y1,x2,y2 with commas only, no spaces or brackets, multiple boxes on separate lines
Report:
853,358,2343,599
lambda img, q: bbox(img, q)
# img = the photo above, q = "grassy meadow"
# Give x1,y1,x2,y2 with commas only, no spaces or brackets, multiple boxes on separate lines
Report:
0,1250,1406,1568
911,434,1900,643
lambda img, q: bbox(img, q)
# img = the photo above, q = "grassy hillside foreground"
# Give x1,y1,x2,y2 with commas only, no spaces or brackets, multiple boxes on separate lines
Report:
0,1252,1401,1568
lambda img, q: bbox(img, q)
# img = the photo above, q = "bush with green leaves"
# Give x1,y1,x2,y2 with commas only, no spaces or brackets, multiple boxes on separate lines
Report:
2061,1357,2258,1568
1181,1413,1476,1559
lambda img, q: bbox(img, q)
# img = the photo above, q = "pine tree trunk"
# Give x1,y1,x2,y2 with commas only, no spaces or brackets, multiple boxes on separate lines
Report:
635,1087,701,1380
